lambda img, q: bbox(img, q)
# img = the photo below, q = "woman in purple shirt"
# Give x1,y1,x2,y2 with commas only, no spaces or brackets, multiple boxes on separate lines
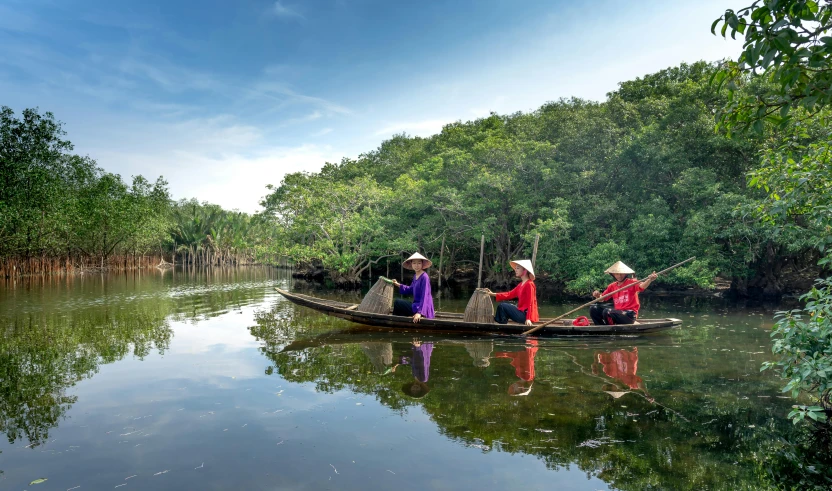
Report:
391,252,435,323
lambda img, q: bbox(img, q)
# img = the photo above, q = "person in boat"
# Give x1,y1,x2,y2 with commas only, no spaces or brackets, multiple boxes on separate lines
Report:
399,339,433,398
483,259,539,326
391,252,435,323
495,339,538,396
590,261,657,325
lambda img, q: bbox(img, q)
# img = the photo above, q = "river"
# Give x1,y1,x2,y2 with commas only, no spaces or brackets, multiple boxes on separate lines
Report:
0,267,806,490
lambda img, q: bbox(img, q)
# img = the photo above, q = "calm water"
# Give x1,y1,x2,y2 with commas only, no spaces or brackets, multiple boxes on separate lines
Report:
0,268,803,490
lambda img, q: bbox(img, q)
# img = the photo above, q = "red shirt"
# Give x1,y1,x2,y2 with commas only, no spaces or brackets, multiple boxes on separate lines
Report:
602,278,645,315
495,280,539,322
596,349,642,389
495,340,538,381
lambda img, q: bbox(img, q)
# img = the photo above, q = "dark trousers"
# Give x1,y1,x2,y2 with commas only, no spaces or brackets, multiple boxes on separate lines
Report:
393,299,413,316
494,303,527,324
589,304,636,325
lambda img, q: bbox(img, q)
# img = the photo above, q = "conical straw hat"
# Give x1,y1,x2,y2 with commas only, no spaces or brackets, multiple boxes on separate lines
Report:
509,259,535,280
403,252,432,270
603,391,629,399
509,381,533,397
604,261,634,275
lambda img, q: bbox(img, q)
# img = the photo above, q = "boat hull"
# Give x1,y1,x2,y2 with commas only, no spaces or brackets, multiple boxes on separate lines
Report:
275,289,681,337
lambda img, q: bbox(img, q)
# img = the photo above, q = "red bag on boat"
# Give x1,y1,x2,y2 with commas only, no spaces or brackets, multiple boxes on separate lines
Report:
572,316,590,327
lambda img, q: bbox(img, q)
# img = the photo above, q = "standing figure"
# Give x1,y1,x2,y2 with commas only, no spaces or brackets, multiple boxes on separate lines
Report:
391,252,435,323
483,259,539,326
590,261,657,325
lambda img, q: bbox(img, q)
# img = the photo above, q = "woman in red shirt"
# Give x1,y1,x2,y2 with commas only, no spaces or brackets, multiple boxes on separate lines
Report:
590,261,657,325
483,259,539,326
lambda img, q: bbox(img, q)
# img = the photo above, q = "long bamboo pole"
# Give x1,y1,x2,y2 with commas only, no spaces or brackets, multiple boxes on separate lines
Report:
438,235,445,289
477,234,485,289
531,234,540,269
521,257,696,336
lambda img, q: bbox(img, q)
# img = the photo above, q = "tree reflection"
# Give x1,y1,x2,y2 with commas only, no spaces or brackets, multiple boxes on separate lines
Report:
0,303,171,448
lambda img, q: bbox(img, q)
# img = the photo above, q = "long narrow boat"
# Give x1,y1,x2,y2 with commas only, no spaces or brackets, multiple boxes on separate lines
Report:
275,288,681,337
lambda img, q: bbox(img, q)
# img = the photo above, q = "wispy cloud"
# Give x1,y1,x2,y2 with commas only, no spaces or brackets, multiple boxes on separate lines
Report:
310,127,333,137
270,2,304,21
247,82,351,116
118,57,223,93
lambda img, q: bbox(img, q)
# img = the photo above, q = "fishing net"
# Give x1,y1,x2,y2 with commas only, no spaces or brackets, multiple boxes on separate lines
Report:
464,289,494,323
356,277,394,314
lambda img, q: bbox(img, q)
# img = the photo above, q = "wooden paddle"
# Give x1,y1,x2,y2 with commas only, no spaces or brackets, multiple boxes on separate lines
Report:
521,257,696,336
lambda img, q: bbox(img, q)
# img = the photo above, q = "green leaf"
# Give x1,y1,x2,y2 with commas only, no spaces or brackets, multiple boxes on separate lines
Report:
29,478,48,485
761,48,777,68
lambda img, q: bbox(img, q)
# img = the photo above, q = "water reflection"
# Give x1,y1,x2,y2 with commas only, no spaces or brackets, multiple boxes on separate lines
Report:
0,268,277,449
0,272,827,490
495,340,537,396
593,348,653,402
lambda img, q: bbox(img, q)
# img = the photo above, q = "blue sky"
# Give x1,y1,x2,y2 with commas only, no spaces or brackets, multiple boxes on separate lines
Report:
1,0,742,212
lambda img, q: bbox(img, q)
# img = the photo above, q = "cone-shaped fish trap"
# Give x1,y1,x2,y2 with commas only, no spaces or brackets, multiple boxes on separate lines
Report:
357,277,394,314
464,289,494,323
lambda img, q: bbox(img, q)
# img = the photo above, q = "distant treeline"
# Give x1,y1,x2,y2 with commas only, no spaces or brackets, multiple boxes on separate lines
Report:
259,61,827,296
0,106,277,276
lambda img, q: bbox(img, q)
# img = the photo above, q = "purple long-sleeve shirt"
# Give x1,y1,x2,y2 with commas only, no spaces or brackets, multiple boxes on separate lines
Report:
398,272,435,319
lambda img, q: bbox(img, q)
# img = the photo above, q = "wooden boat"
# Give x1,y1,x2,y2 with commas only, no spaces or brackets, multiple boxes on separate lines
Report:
275,288,681,337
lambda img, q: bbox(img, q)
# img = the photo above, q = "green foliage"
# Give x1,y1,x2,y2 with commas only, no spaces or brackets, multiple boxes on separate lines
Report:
565,241,628,294
171,199,270,266
715,1,832,425
261,173,411,282
0,107,171,264
713,0,832,132
263,62,800,291
763,279,832,425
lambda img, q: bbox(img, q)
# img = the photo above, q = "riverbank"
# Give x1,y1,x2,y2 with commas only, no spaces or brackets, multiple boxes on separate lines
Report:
291,263,822,301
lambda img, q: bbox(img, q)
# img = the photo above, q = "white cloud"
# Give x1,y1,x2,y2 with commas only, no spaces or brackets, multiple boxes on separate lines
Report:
88,114,342,212
167,307,262,355
167,144,342,211
270,1,304,20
